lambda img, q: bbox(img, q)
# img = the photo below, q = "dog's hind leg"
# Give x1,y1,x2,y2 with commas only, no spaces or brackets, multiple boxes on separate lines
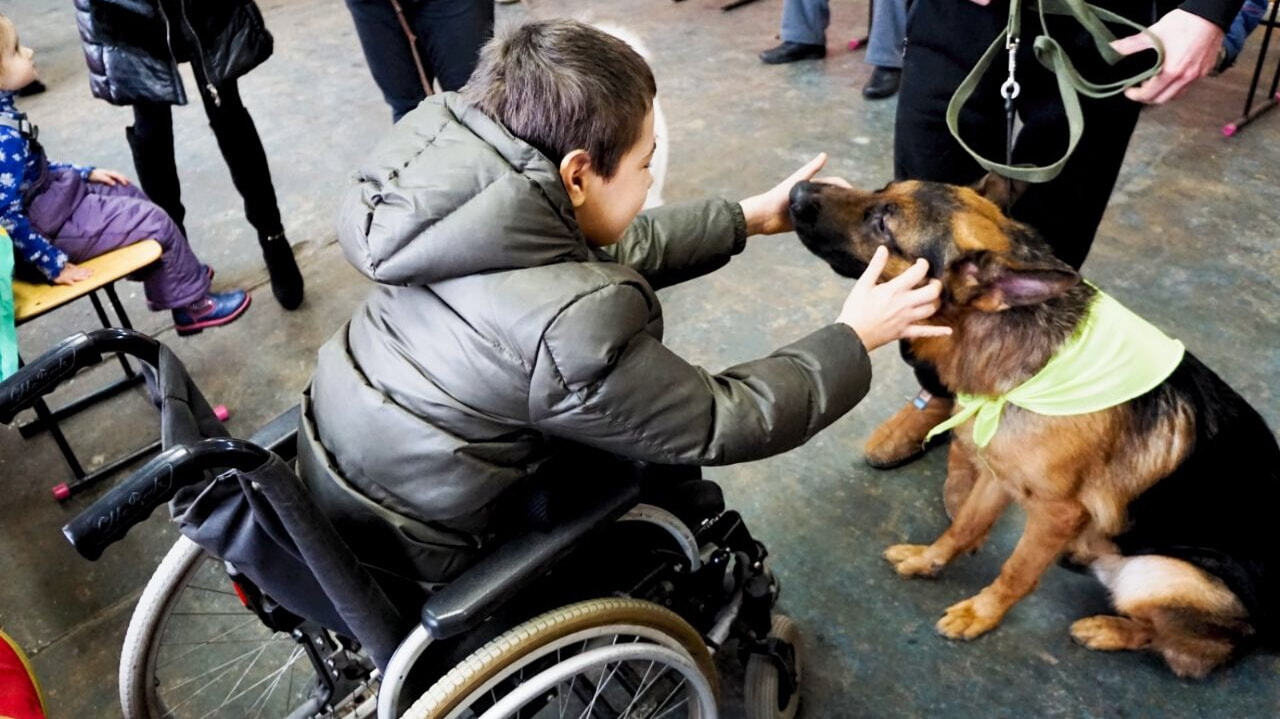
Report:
1070,615,1154,651
1086,555,1253,677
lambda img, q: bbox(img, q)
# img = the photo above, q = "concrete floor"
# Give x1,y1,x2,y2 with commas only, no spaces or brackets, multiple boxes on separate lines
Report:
1,0,1277,716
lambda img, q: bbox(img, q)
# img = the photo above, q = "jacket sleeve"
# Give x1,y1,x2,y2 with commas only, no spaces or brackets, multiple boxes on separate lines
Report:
602,198,748,290
528,283,872,466
47,161,93,180
0,133,66,281
1176,0,1245,32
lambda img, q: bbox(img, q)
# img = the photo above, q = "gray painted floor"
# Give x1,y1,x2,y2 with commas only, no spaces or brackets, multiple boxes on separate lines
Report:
1,0,1277,716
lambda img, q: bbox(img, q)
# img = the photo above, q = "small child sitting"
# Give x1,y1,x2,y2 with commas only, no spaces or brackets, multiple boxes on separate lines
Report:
305,20,947,581
0,14,249,335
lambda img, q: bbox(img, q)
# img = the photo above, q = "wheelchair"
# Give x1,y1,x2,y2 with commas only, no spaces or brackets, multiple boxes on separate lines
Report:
0,329,804,719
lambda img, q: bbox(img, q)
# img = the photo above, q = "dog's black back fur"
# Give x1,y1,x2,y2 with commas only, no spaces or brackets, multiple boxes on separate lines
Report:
1117,353,1280,641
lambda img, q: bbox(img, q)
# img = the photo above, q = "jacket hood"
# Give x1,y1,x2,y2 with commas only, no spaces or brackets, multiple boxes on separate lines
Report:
337,93,591,286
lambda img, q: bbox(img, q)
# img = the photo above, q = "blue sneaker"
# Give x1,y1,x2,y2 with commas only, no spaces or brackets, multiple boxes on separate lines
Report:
172,290,251,336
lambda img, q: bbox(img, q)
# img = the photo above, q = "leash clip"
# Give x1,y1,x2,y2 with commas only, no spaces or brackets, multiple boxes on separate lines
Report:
1001,37,1021,101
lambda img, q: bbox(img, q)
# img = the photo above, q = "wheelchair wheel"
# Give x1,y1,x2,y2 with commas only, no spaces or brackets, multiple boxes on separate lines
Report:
402,598,718,719
743,615,802,719
119,536,370,718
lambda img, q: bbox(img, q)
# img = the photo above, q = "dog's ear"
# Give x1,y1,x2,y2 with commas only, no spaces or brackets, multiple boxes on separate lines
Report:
971,173,1028,213
949,251,1080,311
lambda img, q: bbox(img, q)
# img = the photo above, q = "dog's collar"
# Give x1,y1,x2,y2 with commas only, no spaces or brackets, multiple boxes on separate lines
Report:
926,284,1185,448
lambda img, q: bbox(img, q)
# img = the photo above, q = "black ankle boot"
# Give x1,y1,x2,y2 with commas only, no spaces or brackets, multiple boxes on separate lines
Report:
259,232,304,310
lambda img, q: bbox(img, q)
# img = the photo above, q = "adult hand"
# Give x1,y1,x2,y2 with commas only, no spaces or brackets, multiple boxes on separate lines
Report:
836,246,951,351
740,153,830,235
88,168,131,186
1111,9,1224,105
53,262,93,285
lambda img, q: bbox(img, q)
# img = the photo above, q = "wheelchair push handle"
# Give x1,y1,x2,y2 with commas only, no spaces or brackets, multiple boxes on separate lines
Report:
62,437,273,561
0,328,160,424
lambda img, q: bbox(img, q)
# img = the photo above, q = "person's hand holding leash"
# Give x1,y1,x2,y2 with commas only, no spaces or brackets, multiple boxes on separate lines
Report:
1111,9,1223,104
837,246,950,351
740,153,833,235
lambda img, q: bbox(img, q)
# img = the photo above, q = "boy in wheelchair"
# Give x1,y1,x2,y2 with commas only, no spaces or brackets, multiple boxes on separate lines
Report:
306,18,947,586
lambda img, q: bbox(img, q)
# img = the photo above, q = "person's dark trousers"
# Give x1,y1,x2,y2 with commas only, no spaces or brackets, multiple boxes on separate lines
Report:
345,0,495,122
893,0,1148,397
129,78,283,241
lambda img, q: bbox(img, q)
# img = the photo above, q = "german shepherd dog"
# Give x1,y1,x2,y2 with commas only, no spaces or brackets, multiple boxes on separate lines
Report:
789,177,1280,677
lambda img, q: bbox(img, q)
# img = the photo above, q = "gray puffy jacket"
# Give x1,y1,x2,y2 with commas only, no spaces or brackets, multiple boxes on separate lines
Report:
311,93,872,543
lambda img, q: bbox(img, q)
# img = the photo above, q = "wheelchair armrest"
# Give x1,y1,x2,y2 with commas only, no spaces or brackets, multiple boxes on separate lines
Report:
421,479,642,641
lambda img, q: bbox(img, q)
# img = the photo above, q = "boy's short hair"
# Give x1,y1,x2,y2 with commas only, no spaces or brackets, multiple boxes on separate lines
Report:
463,20,656,179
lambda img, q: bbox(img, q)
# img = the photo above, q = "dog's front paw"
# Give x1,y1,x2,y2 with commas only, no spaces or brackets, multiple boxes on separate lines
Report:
883,544,942,577
937,595,1004,640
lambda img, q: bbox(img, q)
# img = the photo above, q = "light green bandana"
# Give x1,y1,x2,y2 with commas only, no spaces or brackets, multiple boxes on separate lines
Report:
926,286,1185,448
0,227,17,380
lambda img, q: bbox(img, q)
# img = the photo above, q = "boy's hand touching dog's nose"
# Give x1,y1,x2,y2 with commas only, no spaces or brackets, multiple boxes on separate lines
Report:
740,153,836,236
837,246,950,351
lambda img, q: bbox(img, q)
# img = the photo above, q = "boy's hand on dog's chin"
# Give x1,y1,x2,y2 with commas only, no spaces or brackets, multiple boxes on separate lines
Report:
739,153,836,236
837,246,951,352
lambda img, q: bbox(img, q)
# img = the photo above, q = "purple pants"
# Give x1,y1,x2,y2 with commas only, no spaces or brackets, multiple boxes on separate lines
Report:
26,169,209,310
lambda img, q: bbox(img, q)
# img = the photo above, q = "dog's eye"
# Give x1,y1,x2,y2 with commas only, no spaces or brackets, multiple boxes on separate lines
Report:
866,204,896,237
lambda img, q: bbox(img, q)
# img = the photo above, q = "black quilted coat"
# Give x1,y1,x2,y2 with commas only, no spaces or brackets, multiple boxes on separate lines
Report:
73,0,273,106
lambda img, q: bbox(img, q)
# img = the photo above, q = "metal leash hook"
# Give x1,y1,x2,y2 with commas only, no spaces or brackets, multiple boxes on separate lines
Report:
1001,36,1021,167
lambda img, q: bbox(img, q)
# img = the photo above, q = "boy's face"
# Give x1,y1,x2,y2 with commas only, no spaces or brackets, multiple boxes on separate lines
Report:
563,108,656,247
0,20,37,92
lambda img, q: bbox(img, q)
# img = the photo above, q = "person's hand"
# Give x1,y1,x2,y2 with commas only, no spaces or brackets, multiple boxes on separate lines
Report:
836,246,951,351
740,153,830,235
88,168,131,186
53,262,93,285
1111,9,1223,104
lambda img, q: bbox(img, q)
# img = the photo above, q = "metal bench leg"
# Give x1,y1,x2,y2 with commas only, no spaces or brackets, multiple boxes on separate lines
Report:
31,395,85,480
89,288,136,379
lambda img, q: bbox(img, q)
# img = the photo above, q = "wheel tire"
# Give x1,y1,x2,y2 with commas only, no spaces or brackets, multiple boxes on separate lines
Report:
400,597,717,719
744,614,802,719
119,536,205,718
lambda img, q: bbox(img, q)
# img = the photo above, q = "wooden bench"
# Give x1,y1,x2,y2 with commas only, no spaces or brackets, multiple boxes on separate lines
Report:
13,240,162,498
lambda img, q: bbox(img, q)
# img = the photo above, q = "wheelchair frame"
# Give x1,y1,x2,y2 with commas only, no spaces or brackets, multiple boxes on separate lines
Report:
0,329,801,719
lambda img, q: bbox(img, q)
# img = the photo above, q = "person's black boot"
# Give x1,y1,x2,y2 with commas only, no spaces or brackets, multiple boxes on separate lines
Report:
862,66,902,99
760,41,826,64
259,232,304,310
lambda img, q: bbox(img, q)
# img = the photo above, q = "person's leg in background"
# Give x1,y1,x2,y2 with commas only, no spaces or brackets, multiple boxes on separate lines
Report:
412,0,494,92
126,101,186,238
863,0,908,99
197,74,305,310
1215,0,1268,73
865,0,1005,469
344,0,431,121
761,0,829,64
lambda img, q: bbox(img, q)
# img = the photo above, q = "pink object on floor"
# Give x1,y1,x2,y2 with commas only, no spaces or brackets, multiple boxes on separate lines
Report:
214,405,230,422
51,483,70,501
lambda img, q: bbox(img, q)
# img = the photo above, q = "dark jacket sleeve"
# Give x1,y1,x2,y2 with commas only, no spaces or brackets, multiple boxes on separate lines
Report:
1174,0,1245,32
602,198,748,290
528,283,871,466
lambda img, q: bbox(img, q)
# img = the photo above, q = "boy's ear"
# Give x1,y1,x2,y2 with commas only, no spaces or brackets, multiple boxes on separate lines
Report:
948,250,1080,312
971,172,1028,213
559,150,592,208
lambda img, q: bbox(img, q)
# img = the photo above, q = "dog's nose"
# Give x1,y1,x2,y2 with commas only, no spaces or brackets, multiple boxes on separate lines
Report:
789,181,821,225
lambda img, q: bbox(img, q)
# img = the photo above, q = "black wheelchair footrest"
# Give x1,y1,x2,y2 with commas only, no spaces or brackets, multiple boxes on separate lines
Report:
421,479,641,641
